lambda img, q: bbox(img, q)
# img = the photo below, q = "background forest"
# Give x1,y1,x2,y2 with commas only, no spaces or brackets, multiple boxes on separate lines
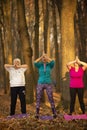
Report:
0,0,87,129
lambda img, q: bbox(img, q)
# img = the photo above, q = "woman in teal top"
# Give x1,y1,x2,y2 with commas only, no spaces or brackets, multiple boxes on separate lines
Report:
34,53,57,119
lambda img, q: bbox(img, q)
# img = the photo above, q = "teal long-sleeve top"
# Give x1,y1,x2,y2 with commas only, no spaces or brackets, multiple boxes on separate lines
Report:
34,60,55,84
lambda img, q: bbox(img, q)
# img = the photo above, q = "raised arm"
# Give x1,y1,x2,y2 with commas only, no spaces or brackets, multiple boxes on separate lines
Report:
66,60,76,70
18,64,28,69
34,55,43,63
42,53,54,62
34,53,54,63
76,57,87,70
4,64,14,69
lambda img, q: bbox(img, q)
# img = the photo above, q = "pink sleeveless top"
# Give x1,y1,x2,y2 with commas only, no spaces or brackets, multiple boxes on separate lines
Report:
69,67,84,88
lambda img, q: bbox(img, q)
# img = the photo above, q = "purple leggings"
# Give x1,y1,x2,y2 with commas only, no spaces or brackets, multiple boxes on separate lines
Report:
36,84,55,109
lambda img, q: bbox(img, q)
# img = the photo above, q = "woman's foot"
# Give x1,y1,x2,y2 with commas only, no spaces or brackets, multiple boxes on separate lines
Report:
35,108,39,119
82,112,85,114
68,113,72,115
35,114,39,119
53,114,57,118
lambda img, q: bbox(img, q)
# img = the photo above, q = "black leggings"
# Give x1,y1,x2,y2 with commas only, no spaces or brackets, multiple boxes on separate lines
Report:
10,87,26,115
70,88,85,114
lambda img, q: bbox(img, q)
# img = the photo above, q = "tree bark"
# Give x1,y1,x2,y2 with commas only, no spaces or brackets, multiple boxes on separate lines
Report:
3,0,12,93
43,0,49,53
17,0,35,103
61,0,77,105
52,0,60,92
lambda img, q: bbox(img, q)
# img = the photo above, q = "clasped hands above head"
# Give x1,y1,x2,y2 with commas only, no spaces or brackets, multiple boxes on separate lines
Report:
75,56,80,64
42,53,48,59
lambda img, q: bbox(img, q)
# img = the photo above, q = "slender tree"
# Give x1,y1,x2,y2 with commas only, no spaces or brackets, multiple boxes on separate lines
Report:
17,0,35,103
34,0,39,60
3,0,12,63
43,0,49,53
3,0,12,93
76,0,87,61
51,0,60,92
33,0,39,83
11,0,22,59
0,0,7,93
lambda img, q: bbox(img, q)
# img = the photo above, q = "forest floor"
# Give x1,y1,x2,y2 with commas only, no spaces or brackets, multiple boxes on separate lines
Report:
0,88,87,130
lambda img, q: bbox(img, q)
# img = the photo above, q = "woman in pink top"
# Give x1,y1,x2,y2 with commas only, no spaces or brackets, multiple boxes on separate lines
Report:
66,56,87,115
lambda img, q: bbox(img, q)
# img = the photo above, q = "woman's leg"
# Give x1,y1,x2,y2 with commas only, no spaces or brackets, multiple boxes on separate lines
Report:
36,84,43,117
19,87,26,114
45,84,56,117
77,88,85,114
70,88,77,114
10,87,18,115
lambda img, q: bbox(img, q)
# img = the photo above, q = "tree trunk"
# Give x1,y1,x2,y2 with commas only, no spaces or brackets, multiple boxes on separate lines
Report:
43,0,49,53
33,0,39,81
3,0,12,94
34,0,39,60
75,0,87,91
11,0,22,59
61,0,77,106
17,0,35,103
0,0,7,93
52,0,60,92
0,28,7,93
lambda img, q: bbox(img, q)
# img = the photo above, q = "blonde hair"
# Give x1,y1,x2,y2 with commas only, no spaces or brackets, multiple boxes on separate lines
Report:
13,58,21,64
